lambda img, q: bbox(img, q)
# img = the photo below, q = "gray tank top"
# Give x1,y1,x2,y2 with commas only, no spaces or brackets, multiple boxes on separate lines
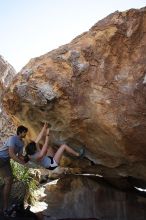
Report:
30,152,51,168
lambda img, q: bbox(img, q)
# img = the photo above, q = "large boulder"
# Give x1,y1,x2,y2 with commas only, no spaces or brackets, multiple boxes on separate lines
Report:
2,8,146,182
41,175,146,220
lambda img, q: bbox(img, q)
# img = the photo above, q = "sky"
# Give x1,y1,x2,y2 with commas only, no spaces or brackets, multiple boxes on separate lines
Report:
0,0,146,72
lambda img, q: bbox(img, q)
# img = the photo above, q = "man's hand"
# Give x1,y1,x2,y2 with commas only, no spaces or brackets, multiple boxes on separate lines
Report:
9,148,26,165
18,155,29,164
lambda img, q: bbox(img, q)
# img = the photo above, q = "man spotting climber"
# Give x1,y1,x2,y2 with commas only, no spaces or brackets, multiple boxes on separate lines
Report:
25,122,84,170
0,125,28,216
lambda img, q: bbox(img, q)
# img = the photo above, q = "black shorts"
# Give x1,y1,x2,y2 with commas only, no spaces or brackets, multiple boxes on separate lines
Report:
47,156,58,170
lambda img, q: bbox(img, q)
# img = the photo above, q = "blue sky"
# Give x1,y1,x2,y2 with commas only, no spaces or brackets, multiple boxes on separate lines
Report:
0,0,146,72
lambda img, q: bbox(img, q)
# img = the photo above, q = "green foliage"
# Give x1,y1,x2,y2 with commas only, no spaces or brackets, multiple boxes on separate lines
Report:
11,160,29,183
10,160,38,203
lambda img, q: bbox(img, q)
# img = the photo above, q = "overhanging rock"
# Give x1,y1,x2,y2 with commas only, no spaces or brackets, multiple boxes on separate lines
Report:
2,7,146,183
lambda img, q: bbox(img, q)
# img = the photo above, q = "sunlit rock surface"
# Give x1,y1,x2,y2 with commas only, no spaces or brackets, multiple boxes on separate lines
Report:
2,8,146,184
0,56,16,145
0,55,16,88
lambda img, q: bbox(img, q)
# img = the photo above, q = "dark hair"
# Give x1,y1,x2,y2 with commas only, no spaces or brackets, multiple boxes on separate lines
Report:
17,125,28,135
25,141,37,156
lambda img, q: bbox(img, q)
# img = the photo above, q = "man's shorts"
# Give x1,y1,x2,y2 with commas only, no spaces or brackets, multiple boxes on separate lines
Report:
0,158,13,177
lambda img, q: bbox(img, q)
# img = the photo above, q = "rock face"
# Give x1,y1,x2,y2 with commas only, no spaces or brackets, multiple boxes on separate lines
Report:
2,8,146,182
0,55,16,90
0,56,16,145
42,176,146,220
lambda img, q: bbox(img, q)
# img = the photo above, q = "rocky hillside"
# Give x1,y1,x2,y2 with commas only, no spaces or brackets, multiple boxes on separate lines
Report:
0,55,16,88
0,56,16,144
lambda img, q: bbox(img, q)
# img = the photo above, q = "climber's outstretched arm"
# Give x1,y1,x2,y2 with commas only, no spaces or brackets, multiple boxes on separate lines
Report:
35,128,50,160
35,122,48,144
